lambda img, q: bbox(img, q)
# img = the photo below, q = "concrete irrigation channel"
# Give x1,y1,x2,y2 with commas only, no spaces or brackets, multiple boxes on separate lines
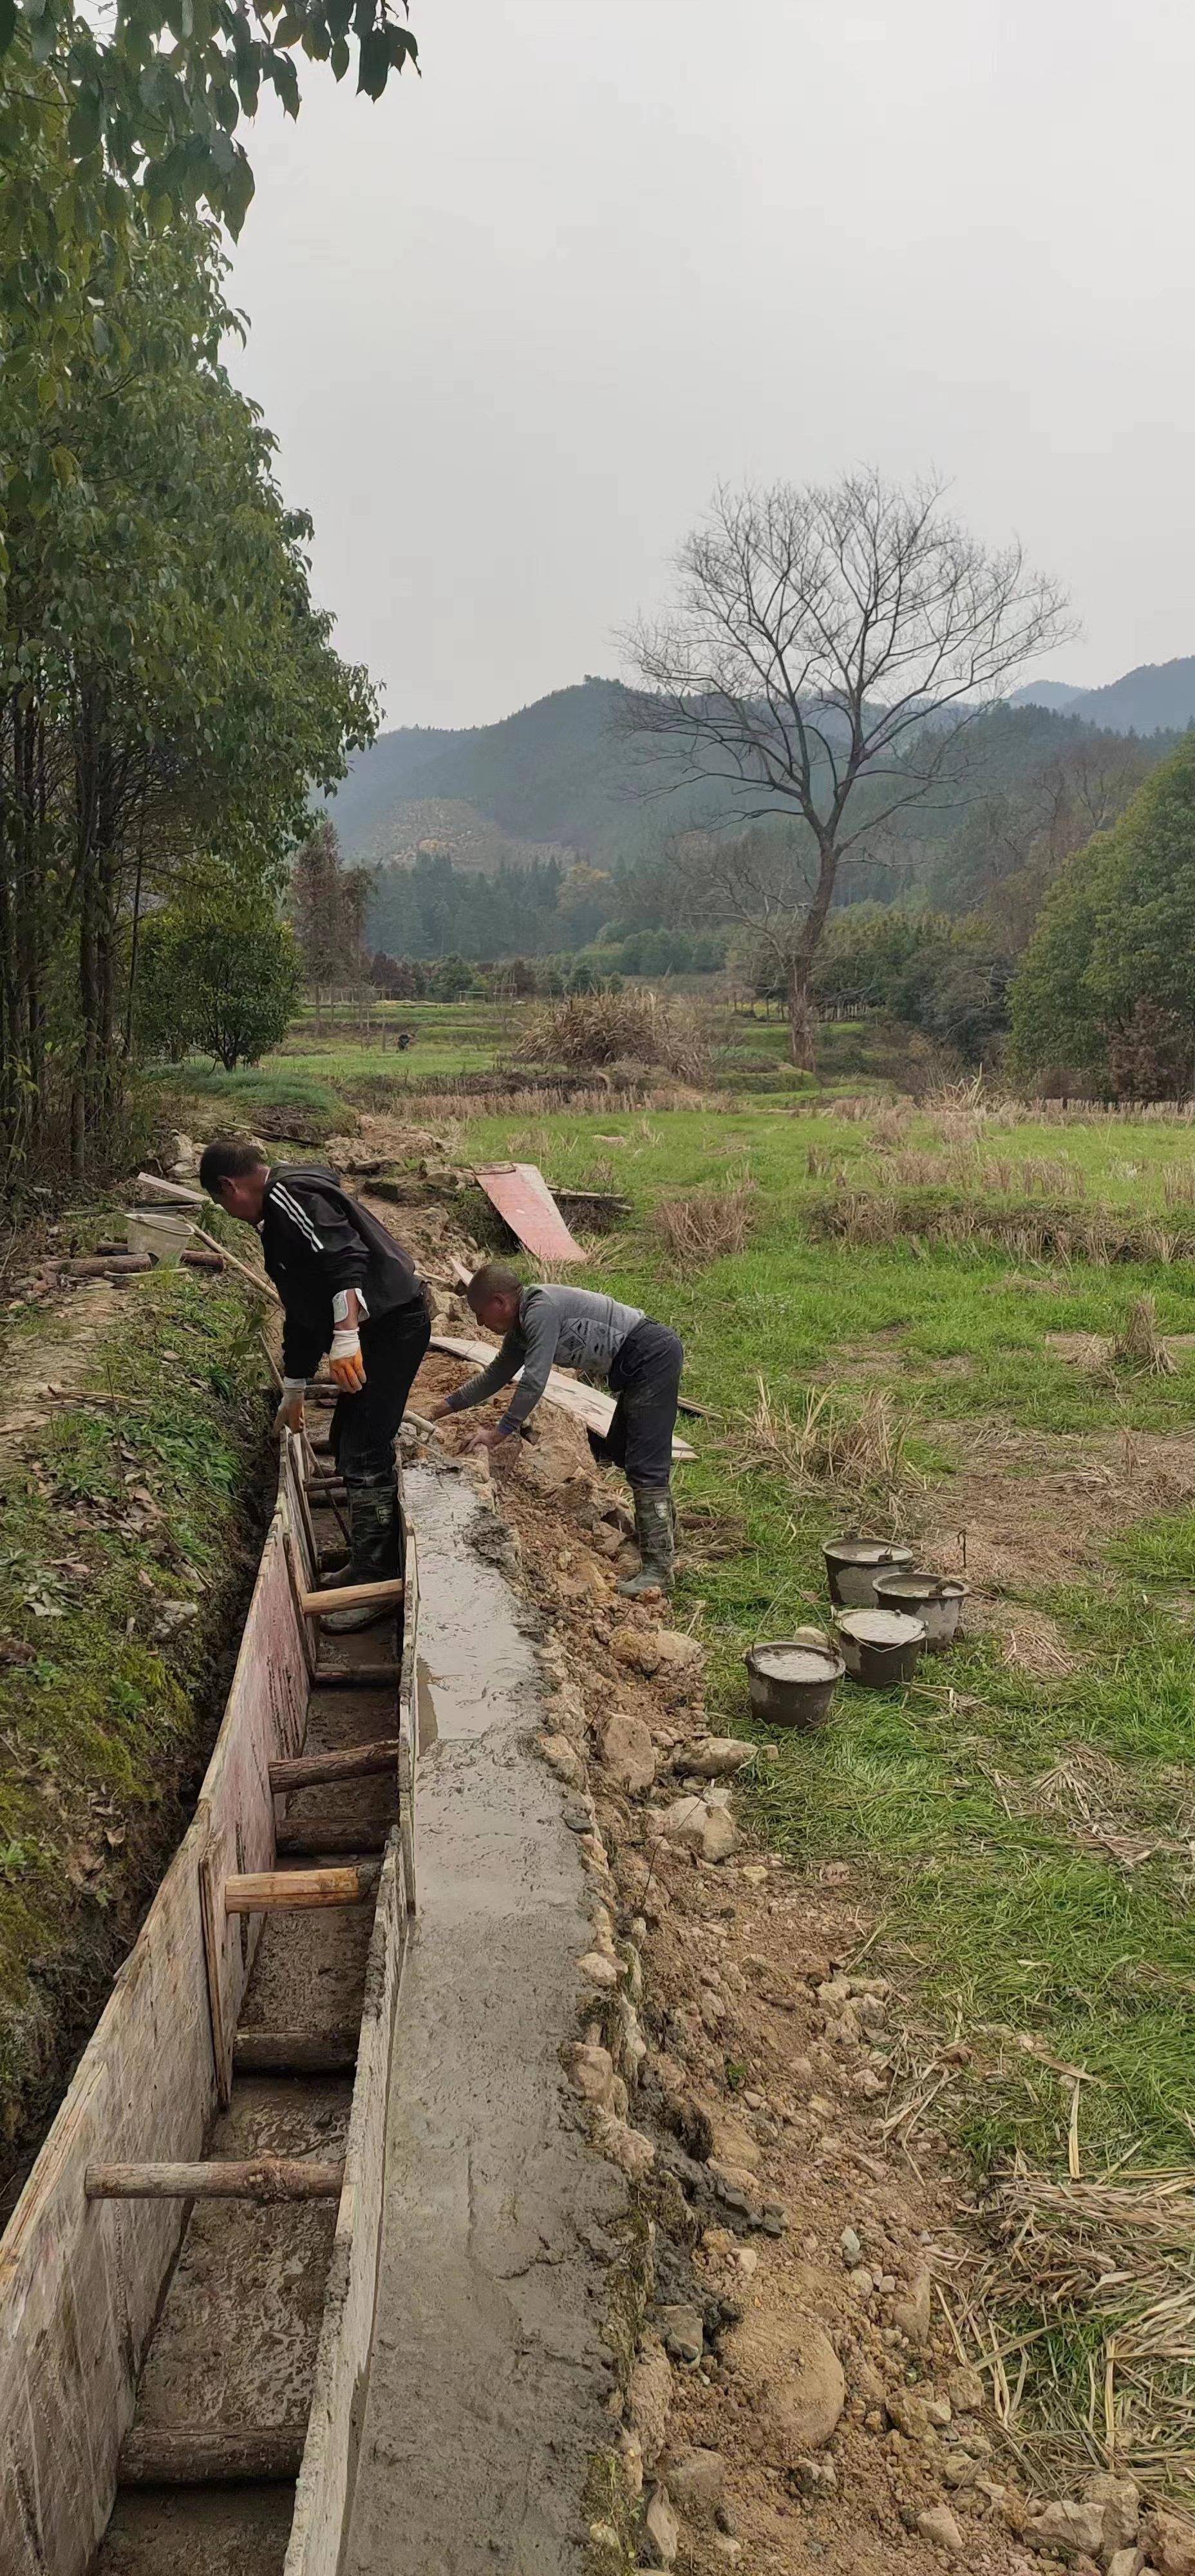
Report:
0,1404,627,2576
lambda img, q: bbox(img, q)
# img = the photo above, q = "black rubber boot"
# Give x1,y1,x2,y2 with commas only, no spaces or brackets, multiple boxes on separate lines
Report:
323,1476,401,1633
617,1484,676,1598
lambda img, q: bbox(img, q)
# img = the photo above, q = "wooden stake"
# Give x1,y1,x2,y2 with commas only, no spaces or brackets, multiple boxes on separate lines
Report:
310,1660,401,1690
268,1739,400,1794
232,2029,361,2076
188,1222,281,1305
119,2426,307,2486
275,1816,389,1855
299,1578,404,1620
224,1865,379,1913
86,2157,344,2201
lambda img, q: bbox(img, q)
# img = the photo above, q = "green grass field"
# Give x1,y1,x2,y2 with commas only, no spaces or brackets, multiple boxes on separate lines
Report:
166,1005,1195,2461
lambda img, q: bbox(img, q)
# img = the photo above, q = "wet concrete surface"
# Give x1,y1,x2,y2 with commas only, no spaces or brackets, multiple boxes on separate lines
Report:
343,1464,626,2576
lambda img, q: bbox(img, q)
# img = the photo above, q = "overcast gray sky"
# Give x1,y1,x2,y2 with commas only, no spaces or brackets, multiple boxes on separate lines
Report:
229,0,1195,731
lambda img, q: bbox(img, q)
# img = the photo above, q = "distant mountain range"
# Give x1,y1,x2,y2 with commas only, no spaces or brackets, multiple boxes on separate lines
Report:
326,658,1194,891
1011,655,1195,734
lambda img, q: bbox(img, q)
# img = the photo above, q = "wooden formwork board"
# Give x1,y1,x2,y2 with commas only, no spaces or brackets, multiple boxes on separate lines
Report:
0,1510,309,2576
283,1836,408,2576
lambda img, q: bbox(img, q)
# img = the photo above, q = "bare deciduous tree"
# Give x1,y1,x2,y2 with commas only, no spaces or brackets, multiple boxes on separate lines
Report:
620,468,1071,1066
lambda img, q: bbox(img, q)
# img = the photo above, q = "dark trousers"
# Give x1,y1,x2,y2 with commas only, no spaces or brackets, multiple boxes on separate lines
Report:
331,1297,431,1486
592,1318,683,1491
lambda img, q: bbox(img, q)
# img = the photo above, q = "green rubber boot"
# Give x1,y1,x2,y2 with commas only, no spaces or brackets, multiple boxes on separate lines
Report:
617,1486,676,1598
323,1479,401,1633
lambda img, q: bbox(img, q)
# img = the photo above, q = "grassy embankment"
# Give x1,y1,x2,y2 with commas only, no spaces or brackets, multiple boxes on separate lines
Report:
0,1256,267,2185
150,998,516,1143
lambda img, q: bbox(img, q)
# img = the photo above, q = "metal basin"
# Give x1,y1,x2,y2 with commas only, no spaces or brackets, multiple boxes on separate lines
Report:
823,1537,916,1608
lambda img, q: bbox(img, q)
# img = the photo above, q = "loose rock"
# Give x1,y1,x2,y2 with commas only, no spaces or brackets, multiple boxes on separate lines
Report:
1028,2501,1106,2559
892,2266,934,2347
601,1709,656,1794
1143,2512,1195,2576
643,2485,680,2568
658,2302,704,2365
917,2505,964,2555
1084,2476,1140,2560
663,2448,726,2523
681,1737,753,1779
760,2318,846,2458
628,2340,673,2468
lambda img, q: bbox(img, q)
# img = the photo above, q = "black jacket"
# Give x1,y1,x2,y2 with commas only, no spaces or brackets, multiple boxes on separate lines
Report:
261,1164,425,1380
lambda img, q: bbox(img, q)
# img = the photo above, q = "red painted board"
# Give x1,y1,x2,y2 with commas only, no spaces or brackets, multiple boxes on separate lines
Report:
473,1162,586,1263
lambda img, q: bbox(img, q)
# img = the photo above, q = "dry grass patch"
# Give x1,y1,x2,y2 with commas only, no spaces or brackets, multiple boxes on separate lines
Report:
513,987,710,1081
1112,1294,1178,1376
737,1373,916,1513
981,2166,1195,2497
655,1180,757,1269
807,1187,1195,1267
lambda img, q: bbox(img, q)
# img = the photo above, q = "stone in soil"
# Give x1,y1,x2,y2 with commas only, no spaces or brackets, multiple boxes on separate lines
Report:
917,2503,964,2555
628,2338,673,2468
643,2484,680,2568
601,1709,656,1793
662,2448,726,2524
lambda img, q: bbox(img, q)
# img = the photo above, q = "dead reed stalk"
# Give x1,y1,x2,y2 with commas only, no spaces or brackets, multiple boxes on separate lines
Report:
1111,1295,1177,1376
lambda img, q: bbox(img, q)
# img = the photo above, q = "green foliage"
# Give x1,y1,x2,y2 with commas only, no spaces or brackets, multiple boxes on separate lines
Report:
0,164,376,1186
0,1267,263,2153
137,891,301,1070
0,0,417,239
1011,732,1195,1095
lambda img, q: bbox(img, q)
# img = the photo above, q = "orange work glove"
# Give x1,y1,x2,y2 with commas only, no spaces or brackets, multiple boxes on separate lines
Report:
329,1329,366,1394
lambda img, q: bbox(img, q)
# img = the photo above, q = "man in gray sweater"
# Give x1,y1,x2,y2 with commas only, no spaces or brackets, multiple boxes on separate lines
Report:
428,1262,684,1596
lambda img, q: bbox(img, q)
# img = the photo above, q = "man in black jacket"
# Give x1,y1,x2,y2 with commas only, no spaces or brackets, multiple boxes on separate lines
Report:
198,1140,430,1630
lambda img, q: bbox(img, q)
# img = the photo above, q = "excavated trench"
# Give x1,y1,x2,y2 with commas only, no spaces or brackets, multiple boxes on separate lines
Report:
82,1453,622,2576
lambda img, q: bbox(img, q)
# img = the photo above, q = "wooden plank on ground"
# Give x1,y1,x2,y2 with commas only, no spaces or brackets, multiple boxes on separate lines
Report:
269,1739,400,1794
225,1866,379,1914
428,1333,697,1461
232,2029,361,2076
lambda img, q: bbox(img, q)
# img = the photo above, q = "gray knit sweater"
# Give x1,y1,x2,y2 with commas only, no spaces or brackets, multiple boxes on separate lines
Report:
443,1283,645,1435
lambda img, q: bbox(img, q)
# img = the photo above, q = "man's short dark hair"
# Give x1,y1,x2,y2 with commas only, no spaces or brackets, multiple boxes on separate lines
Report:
198,1137,268,1197
467,1260,523,1305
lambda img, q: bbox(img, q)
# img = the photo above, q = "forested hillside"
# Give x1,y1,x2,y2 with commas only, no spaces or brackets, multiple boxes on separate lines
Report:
332,674,1187,907
1014,655,1195,733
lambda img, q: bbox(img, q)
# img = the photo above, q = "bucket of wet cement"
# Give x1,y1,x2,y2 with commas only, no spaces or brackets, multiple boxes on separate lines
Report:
834,1605,926,1688
823,1537,916,1608
874,1569,966,1650
746,1631,845,1731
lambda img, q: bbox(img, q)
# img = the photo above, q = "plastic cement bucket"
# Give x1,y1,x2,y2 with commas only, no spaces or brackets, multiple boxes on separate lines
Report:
874,1569,967,1651
834,1605,926,1688
823,1537,916,1608
746,1633,845,1732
